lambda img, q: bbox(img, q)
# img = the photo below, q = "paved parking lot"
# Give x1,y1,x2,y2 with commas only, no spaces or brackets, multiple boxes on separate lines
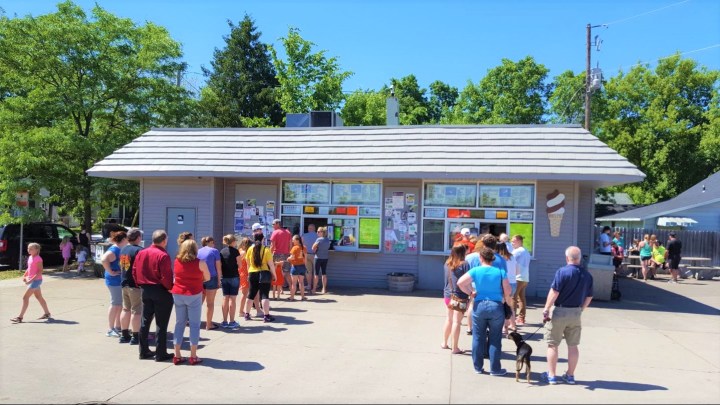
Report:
1,270,719,404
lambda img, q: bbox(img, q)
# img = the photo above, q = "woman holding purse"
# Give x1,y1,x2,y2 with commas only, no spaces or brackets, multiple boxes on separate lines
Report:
441,245,470,355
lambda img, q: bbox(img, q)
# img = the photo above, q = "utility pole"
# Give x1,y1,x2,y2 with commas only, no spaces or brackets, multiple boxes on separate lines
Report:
585,23,591,131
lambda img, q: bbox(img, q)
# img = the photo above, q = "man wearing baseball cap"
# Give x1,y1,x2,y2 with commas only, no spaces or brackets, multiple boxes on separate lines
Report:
454,227,475,253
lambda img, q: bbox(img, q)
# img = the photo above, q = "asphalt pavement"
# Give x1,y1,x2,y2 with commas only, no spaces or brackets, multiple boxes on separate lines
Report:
0,269,718,404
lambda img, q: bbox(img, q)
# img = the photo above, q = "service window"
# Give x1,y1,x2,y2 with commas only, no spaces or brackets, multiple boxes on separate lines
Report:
421,182,535,255
281,180,382,252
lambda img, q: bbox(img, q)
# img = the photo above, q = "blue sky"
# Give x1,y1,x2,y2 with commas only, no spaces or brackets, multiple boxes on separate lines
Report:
3,0,719,94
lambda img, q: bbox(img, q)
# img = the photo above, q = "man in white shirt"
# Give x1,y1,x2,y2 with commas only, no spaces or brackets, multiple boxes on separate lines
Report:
511,234,531,325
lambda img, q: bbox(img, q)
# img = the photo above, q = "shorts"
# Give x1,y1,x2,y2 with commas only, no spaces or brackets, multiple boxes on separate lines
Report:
274,254,291,273
28,279,43,289
544,306,583,346
203,275,220,290
305,256,315,275
510,283,517,296
315,258,329,276
290,264,307,276
640,255,652,262
122,287,143,314
668,256,681,269
221,277,240,296
107,285,122,306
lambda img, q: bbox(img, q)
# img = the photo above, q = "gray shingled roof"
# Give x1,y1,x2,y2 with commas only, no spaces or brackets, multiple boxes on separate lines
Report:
598,171,720,221
87,125,645,186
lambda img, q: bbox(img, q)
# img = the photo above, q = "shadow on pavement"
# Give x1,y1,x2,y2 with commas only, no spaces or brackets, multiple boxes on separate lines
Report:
581,380,668,391
198,359,264,371
269,307,307,313
590,277,720,316
45,318,79,325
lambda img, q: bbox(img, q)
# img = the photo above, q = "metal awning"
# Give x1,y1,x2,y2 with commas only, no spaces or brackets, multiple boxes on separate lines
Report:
657,217,697,227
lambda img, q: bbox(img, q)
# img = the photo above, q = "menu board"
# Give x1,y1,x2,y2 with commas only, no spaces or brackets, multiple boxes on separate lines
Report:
479,185,534,209
332,182,381,205
358,218,380,249
423,183,477,207
282,182,330,204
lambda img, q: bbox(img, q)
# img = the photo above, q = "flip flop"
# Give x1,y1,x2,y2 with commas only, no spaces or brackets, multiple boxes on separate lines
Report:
452,349,466,355
206,324,219,330
441,345,451,350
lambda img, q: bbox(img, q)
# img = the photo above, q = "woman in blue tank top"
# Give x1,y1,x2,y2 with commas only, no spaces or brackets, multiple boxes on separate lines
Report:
638,234,653,282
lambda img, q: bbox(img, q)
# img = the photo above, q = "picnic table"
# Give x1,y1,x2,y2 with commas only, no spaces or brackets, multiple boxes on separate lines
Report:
680,257,717,280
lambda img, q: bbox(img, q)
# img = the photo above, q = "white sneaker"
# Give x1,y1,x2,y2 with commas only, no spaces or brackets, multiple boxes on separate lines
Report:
106,329,120,337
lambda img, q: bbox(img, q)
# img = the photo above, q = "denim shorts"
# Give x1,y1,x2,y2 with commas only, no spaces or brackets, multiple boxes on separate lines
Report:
290,264,307,276
28,279,43,289
221,277,240,296
203,275,220,290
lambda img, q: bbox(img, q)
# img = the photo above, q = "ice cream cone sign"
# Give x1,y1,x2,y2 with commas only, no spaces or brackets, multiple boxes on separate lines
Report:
546,190,565,237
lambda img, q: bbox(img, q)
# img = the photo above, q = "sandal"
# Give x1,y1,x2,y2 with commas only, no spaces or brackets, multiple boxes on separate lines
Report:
38,313,51,320
10,316,23,323
301,297,308,301
188,356,203,365
206,324,219,331
452,349,466,355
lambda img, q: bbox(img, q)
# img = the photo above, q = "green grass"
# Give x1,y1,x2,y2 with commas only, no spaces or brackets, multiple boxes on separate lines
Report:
0,270,24,280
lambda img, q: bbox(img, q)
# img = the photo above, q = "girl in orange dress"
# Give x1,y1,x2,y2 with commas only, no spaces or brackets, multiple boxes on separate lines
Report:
271,262,284,299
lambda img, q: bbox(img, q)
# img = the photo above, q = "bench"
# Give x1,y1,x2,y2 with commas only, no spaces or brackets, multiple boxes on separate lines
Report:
686,266,720,280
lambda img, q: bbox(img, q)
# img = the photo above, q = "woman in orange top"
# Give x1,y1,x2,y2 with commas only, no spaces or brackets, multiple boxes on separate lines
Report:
288,235,308,301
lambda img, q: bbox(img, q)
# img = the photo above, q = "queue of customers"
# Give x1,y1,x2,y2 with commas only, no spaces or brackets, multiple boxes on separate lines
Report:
100,222,333,364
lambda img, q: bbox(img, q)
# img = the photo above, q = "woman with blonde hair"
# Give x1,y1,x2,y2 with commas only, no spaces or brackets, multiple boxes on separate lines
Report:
171,239,210,365
442,244,470,354
638,234,653,282
219,234,242,329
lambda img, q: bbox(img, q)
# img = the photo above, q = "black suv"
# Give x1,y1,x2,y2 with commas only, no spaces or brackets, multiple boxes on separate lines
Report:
0,223,78,269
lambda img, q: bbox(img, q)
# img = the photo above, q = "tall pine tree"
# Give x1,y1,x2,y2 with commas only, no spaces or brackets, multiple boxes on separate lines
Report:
200,15,282,127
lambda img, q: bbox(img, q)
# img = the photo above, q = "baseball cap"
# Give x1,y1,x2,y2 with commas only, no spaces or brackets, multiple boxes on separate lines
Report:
460,228,471,236
251,223,263,231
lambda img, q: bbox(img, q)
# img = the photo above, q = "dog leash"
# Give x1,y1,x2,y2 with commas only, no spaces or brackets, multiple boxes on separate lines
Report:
523,324,545,341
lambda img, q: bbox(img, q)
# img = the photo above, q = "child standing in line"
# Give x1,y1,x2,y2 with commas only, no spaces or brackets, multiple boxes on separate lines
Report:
11,243,51,323
271,261,284,300
76,244,88,273
60,236,73,272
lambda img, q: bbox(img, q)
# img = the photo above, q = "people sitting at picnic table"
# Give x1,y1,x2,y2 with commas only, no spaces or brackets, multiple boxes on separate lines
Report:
610,241,624,275
649,240,666,280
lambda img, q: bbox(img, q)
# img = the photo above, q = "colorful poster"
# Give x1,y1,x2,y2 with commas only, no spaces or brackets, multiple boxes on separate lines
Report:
405,193,415,205
358,218,380,249
234,218,244,234
265,201,275,213
509,222,534,255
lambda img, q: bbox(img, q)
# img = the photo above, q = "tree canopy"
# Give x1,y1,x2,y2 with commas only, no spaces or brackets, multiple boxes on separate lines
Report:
0,1,188,228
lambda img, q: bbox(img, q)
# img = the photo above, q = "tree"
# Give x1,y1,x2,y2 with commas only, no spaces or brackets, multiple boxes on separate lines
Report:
199,15,282,127
0,1,188,230
340,89,387,126
428,80,458,124
390,75,431,125
450,56,550,124
270,27,353,114
597,55,719,203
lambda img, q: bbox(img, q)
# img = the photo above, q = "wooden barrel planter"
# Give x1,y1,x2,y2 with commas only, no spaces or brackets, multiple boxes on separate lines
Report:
388,272,416,293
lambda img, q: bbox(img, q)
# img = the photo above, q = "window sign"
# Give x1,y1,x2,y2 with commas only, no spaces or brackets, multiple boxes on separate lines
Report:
423,183,477,207
509,222,534,254
424,208,445,218
359,218,380,249
332,182,381,205
479,185,534,209
282,181,330,204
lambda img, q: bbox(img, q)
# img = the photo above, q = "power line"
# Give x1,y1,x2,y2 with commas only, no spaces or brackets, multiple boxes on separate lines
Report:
622,43,720,70
601,0,691,26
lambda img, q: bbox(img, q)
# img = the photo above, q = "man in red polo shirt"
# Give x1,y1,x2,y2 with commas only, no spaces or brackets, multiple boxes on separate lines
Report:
270,219,292,290
132,230,174,362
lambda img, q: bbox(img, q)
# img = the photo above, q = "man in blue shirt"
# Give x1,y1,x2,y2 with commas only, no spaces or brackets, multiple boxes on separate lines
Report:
541,246,593,385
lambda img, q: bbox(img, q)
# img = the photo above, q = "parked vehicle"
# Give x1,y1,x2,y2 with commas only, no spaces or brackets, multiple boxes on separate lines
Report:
0,223,78,268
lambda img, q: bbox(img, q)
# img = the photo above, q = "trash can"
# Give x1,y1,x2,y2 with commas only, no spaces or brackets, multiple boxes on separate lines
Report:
92,242,110,278
586,254,615,301
388,272,416,293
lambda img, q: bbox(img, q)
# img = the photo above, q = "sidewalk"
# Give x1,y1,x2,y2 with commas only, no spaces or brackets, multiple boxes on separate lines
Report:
0,270,718,404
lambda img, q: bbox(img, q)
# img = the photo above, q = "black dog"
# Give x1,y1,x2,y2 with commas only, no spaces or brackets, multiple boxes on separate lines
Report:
509,331,532,383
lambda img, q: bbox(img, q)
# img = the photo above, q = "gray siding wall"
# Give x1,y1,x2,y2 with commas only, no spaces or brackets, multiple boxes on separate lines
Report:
576,183,595,255
328,251,419,289
213,178,225,241
418,255,446,291
531,181,578,297
140,178,213,246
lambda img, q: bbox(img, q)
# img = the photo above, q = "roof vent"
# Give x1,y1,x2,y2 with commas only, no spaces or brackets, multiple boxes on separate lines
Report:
286,112,343,127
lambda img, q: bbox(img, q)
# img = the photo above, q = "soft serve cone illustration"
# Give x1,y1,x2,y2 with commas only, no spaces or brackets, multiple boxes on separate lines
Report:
546,190,565,237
